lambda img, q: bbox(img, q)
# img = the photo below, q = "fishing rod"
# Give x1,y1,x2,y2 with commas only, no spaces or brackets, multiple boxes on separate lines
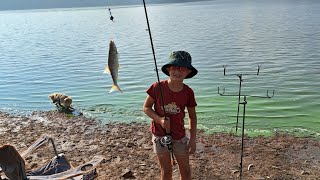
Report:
142,0,175,164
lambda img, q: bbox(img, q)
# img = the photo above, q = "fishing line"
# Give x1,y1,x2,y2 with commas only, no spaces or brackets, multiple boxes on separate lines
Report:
106,0,114,22
106,2,116,38
142,0,175,164
108,8,114,22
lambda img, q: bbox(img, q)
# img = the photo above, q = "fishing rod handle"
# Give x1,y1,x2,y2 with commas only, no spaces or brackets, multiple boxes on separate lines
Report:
164,116,171,134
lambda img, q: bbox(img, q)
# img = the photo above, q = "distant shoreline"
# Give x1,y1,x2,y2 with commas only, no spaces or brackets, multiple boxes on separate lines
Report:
0,0,212,11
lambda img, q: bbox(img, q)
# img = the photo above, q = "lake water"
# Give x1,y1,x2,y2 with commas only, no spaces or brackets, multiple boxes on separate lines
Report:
0,0,319,137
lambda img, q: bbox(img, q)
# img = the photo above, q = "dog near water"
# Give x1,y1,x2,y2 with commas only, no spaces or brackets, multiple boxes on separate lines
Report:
48,93,73,110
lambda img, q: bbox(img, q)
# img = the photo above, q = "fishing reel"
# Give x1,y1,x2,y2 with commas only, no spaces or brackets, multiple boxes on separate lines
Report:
159,134,172,148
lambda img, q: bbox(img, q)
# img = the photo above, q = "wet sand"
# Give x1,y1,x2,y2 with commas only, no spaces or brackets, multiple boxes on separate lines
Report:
1,111,320,179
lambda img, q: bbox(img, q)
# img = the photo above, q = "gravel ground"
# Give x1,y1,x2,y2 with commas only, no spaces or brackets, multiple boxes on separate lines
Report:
1,111,320,180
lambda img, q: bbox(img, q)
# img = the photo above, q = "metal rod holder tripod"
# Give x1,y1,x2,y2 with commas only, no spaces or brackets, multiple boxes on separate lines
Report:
218,65,274,180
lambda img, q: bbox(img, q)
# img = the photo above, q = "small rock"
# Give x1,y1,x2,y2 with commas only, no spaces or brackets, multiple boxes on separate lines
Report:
115,156,121,163
301,170,310,175
231,169,239,174
143,145,152,150
126,142,135,147
122,169,135,179
248,164,254,171
30,163,38,169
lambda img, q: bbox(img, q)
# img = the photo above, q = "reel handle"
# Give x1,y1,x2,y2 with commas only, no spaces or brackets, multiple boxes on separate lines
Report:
160,134,172,146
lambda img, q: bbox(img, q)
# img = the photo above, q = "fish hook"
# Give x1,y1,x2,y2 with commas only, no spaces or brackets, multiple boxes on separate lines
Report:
108,8,114,22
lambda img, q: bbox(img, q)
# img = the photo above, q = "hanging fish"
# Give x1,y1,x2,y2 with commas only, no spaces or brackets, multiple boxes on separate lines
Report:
104,40,123,93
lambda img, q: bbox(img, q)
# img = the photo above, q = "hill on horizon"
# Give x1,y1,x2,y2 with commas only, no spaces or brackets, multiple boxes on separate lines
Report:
0,0,211,11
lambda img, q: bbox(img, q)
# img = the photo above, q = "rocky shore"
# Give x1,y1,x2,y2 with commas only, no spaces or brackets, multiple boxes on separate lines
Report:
1,111,320,179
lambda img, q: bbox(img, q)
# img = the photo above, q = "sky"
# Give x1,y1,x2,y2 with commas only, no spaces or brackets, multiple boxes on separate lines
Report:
0,0,208,11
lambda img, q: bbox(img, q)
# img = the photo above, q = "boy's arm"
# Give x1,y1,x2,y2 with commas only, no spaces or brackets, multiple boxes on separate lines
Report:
187,106,197,154
143,95,170,131
143,95,162,123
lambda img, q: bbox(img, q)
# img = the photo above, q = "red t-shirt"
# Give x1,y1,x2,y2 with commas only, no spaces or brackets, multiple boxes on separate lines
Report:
146,80,197,140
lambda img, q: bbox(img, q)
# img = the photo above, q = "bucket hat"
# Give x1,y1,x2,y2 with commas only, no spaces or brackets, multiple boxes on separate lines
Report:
161,51,198,79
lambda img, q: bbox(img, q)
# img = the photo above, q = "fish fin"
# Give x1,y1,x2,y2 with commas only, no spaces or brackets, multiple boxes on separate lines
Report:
109,85,123,93
103,66,111,74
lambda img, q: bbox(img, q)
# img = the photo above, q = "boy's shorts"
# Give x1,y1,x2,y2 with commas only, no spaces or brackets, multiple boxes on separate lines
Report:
152,135,189,155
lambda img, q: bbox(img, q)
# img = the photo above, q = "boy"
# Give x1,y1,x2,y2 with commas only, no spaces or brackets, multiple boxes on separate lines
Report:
143,51,198,180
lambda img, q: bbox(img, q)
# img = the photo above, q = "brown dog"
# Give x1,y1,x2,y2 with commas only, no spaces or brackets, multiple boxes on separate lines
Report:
48,93,72,110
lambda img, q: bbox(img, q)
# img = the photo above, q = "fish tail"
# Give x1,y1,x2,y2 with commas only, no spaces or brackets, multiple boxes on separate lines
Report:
110,85,123,93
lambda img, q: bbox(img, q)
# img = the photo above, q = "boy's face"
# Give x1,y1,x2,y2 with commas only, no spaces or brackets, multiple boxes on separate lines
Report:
167,66,192,81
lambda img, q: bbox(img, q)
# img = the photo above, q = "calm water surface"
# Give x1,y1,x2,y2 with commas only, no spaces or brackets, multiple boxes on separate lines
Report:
0,0,319,136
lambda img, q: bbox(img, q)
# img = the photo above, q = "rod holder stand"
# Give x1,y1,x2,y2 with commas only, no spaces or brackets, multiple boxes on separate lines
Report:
218,65,274,180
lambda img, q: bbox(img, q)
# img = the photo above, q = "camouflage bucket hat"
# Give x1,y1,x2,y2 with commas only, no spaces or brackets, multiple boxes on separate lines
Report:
161,51,198,79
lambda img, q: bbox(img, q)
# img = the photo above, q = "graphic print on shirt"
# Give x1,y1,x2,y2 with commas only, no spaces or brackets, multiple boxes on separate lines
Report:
164,102,181,115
